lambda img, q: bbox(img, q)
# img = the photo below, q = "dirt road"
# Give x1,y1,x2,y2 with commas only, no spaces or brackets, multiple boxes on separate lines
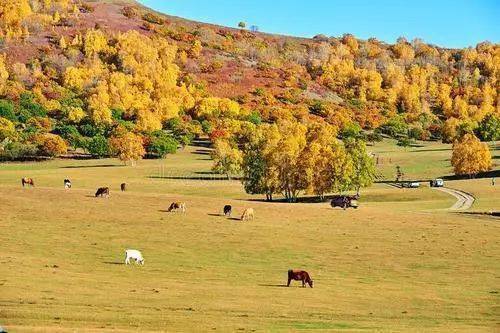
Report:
435,187,475,210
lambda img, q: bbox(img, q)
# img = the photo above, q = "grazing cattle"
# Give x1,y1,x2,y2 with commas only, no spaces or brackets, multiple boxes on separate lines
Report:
120,183,127,191
21,178,35,187
241,208,254,221
95,187,110,197
287,269,313,288
223,205,232,216
125,249,144,265
330,195,359,210
167,202,186,213
64,179,72,189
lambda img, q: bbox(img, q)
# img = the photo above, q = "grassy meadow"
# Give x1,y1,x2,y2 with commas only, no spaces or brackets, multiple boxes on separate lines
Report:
0,140,499,332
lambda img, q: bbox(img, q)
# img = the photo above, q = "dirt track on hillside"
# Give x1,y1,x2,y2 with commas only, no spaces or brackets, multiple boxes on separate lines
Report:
435,187,475,210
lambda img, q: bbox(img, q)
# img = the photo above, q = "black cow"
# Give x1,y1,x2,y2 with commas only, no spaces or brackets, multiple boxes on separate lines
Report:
95,187,110,197
331,194,359,209
223,205,232,216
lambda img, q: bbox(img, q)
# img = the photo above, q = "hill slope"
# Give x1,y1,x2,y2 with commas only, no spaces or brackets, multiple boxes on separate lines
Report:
0,0,498,161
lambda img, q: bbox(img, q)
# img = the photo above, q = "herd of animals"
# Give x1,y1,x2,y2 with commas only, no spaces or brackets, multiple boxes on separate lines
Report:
17,176,371,288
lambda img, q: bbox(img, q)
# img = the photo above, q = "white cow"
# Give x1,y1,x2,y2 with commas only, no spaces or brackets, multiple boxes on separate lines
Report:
125,249,144,265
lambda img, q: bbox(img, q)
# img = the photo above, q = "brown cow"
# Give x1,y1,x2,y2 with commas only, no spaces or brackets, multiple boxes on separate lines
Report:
167,202,186,213
21,178,35,187
120,183,127,191
95,187,110,197
287,269,313,288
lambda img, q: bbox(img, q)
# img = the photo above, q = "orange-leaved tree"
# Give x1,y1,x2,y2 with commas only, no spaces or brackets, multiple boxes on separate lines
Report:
108,129,145,166
451,133,492,177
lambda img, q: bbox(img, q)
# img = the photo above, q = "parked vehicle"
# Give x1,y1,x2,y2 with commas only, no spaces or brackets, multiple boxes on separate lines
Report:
430,179,444,187
331,195,359,209
402,181,420,188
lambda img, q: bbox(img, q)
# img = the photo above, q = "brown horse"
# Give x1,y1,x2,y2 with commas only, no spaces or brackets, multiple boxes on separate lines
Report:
167,202,186,213
287,269,313,288
120,183,127,191
21,178,35,187
95,187,110,197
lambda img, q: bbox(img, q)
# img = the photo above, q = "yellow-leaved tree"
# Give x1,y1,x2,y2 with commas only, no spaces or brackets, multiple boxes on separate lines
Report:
451,134,492,177
0,0,32,38
211,138,242,179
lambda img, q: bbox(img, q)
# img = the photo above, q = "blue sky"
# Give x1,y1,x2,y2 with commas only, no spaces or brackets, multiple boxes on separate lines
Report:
138,0,499,48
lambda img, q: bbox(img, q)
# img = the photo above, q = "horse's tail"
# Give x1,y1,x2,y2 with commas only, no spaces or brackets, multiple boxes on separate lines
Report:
287,269,293,277
21,178,24,187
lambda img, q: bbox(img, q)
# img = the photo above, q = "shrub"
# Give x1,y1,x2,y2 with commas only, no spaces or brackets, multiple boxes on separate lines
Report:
143,12,164,25
247,111,262,125
476,114,499,141
85,135,109,158
0,117,17,141
201,120,212,134
377,116,408,138
79,123,104,137
340,122,362,139
0,99,16,122
145,131,178,158
366,131,383,143
397,137,413,148
36,133,68,157
53,124,82,148
0,142,38,161
18,92,47,122
122,6,138,18
80,3,94,13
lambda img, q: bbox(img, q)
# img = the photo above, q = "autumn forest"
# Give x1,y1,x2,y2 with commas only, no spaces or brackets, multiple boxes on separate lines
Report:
0,0,497,198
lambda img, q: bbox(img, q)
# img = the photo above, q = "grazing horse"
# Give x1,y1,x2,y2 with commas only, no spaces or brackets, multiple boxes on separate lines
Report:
223,205,232,216
167,202,186,213
241,208,254,221
95,187,110,197
64,179,72,189
120,183,127,191
287,269,313,288
21,178,35,187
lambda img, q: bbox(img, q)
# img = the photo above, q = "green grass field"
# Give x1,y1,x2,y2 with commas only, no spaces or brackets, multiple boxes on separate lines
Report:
0,141,499,332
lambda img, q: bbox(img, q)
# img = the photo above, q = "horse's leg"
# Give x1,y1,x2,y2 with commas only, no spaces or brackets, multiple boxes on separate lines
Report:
302,279,306,287
287,278,291,287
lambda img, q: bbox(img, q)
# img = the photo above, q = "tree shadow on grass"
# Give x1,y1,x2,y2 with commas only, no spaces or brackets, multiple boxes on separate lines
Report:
207,213,222,217
408,148,451,153
440,169,500,180
191,149,211,155
149,176,241,181
103,261,124,265
258,284,288,288
60,164,122,169
228,217,243,221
